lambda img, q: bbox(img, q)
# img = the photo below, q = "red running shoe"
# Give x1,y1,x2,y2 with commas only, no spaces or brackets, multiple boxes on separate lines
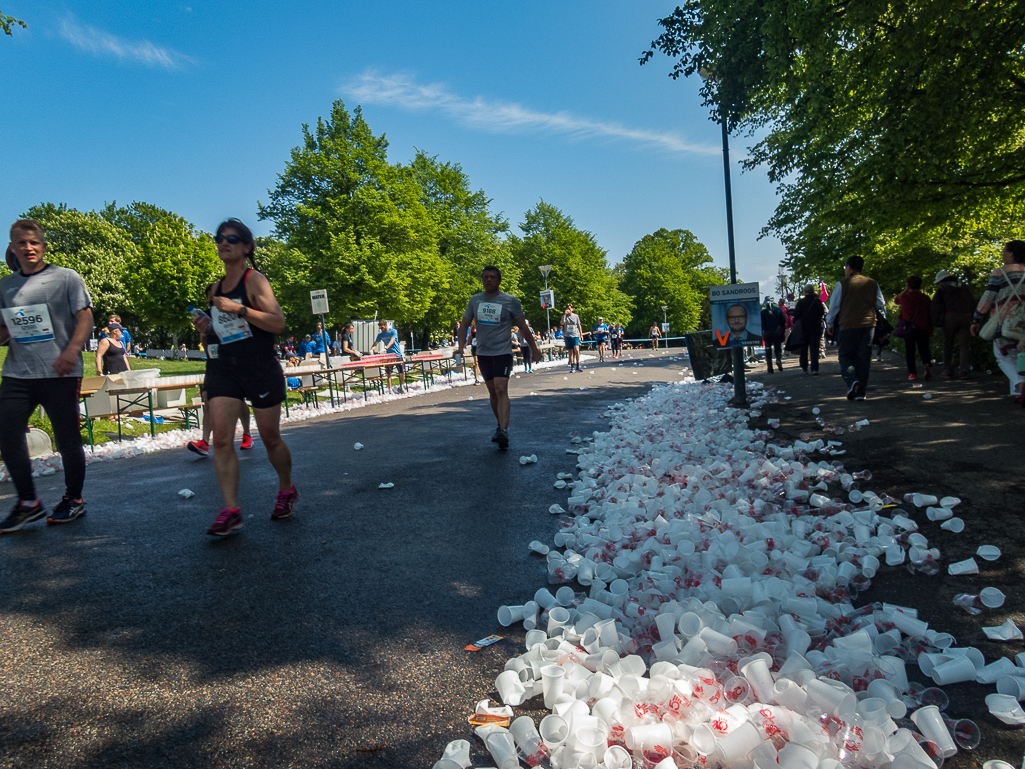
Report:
240,434,254,450
271,485,299,520
207,507,243,536
187,439,210,457
908,374,917,381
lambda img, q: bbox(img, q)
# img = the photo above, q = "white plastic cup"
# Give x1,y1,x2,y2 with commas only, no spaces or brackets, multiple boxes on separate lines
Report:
889,611,928,637
778,741,819,769
510,716,549,766
910,705,957,758
539,714,569,749
940,517,965,533
977,545,1002,560
996,675,1025,700
484,731,520,769
947,558,978,575
940,496,961,508
688,723,717,756
535,588,558,609
625,722,672,756
741,657,776,704
655,612,678,642
931,656,976,686
496,669,528,706
602,745,632,769
575,727,607,760
981,587,1006,608
926,506,953,521
913,494,939,507
699,626,738,655
441,739,471,769
678,612,704,638
715,721,761,763
541,664,566,709
556,586,576,606
807,678,856,722
547,607,572,636
497,604,526,627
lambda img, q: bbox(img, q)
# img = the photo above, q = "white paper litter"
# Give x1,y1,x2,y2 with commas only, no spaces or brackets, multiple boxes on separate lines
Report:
983,619,1024,642
378,482,395,489
353,442,364,450
177,489,194,500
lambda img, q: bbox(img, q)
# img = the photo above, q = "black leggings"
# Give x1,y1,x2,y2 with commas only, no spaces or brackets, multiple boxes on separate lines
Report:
0,376,86,502
519,345,532,368
904,330,932,375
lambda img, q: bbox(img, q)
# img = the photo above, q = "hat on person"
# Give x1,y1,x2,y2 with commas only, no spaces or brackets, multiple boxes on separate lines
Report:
934,269,954,284
305,334,312,339
108,323,124,332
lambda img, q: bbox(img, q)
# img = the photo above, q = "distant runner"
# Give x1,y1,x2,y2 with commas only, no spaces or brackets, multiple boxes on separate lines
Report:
191,219,297,536
457,266,543,449
0,219,93,532
561,304,583,372
593,317,609,362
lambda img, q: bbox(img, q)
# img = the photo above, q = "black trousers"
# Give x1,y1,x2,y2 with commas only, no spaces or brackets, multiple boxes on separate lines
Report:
799,331,823,372
0,376,86,502
904,330,932,375
837,328,873,389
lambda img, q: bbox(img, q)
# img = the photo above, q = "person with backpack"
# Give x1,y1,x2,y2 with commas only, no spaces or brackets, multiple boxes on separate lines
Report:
788,284,826,375
760,297,786,373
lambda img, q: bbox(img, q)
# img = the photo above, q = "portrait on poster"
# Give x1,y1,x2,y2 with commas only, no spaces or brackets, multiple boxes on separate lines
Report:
709,283,762,348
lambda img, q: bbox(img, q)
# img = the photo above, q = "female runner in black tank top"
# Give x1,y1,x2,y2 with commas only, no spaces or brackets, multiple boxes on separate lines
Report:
190,218,298,537
96,326,131,376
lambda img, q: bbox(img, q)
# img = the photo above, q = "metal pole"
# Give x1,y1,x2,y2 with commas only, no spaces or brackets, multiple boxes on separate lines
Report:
720,106,747,407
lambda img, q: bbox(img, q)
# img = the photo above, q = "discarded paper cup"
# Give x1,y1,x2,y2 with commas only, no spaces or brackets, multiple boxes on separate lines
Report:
778,741,819,769
534,588,558,610
996,675,1025,700
740,657,775,704
807,678,857,722
539,714,569,749
602,745,632,769
980,587,1006,608
441,739,471,768
940,517,964,533
484,731,520,769
939,496,961,508
926,506,954,521
951,718,980,750
509,716,549,765
496,669,528,707
931,656,976,686
977,545,1001,561
913,494,939,507
497,605,526,627
910,705,957,758
947,558,978,576
547,607,571,635
540,664,566,709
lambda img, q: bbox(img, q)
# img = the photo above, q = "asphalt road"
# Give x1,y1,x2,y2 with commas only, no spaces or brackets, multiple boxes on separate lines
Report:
0,351,686,769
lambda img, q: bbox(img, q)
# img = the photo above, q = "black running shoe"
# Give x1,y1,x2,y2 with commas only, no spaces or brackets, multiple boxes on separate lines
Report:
855,383,867,401
0,501,45,533
495,428,509,449
846,381,858,401
47,496,86,525
491,427,501,443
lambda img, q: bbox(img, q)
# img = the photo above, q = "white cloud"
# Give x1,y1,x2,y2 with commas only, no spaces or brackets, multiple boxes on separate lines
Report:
341,70,718,157
59,16,194,70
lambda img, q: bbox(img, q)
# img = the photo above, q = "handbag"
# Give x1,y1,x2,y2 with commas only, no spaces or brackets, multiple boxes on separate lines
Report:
980,267,1025,341
893,319,917,339
785,319,806,351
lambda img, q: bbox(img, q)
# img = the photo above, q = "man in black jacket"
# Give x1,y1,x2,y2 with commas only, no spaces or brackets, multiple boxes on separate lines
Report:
790,284,826,375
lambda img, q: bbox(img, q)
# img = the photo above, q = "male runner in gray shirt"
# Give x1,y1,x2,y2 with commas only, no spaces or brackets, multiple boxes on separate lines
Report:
561,304,583,372
1,219,93,532
457,265,543,449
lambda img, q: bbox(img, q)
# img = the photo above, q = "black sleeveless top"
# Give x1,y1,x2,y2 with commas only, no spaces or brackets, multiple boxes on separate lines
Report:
206,269,277,361
102,339,128,374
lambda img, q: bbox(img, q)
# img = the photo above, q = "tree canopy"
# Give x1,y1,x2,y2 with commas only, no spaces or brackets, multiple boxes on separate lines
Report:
509,201,633,334
641,0,1025,286
621,228,727,337
1,10,26,36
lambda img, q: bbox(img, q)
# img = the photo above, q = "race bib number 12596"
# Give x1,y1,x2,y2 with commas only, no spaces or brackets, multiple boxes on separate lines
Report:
2,303,55,343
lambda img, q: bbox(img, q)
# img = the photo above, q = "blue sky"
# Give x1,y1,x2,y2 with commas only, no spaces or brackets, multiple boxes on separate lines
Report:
2,1,786,293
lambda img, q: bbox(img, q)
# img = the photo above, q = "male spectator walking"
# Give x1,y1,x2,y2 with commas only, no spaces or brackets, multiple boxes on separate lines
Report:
826,256,886,400
561,304,583,372
0,219,93,532
790,284,826,375
931,270,975,379
761,298,785,373
457,266,543,449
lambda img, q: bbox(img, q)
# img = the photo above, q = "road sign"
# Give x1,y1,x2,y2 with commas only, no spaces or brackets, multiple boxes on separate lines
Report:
310,289,329,315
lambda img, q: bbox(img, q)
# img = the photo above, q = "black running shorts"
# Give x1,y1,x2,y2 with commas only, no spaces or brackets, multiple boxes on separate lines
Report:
477,354,514,382
204,357,286,409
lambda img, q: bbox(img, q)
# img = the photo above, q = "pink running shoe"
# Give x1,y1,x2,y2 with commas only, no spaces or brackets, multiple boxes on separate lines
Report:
240,435,254,450
207,507,243,536
271,485,299,520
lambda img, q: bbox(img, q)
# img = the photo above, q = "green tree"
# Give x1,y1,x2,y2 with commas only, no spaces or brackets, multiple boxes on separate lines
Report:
510,201,632,334
258,100,445,333
23,204,140,328
2,11,26,36
622,228,728,337
101,202,222,340
641,0,1025,277
405,151,515,344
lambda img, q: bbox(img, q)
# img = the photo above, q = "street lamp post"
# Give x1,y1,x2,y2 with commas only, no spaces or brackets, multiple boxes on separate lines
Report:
661,304,668,349
539,264,553,334
701,71,747,407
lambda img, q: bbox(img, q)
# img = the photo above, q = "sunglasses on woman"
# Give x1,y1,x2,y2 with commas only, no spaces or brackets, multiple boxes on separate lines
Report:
214,234,242,245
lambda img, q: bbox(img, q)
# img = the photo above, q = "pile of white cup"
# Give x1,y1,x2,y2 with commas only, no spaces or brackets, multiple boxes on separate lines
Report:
436,380,1023,769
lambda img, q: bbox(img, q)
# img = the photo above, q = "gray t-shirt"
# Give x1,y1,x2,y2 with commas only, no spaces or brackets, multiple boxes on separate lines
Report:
562,312,582,338
464,291,524,357
0,264,92,379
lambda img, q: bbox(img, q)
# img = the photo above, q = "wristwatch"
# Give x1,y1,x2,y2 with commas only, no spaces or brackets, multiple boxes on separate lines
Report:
237,305,248,318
